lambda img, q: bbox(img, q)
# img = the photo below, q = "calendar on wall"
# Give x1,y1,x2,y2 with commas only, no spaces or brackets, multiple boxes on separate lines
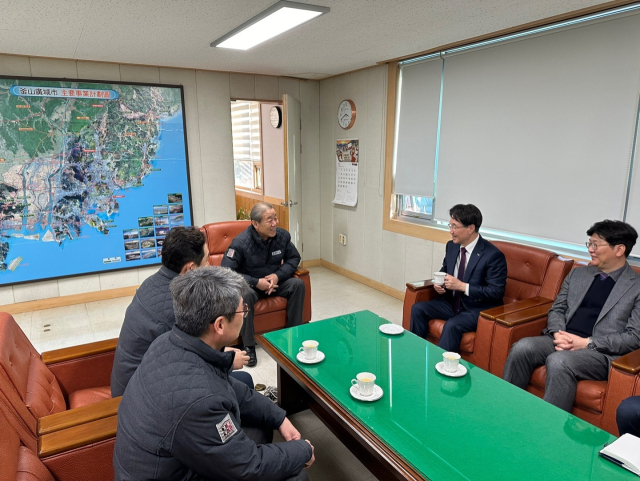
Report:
332,138,359,207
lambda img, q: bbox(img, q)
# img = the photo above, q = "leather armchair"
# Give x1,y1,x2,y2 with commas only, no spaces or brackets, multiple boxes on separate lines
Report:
489,264,640,434
402,241,573,370
1,402,116,481
200,221,312,333
0,312,119,446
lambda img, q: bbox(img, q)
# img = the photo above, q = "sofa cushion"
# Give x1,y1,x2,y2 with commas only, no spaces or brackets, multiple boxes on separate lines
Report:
25,352,66,418
528,367,606,413
68,386,112,409
17,445,55,481
428,319,476,353
254,297,288,316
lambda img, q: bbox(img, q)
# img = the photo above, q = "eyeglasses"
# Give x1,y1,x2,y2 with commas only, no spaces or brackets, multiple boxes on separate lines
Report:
585,241,610,251
235,304,250,319
448,223,466,231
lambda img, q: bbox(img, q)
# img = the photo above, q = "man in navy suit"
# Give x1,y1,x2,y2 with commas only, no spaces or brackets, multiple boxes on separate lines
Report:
410,204,508,352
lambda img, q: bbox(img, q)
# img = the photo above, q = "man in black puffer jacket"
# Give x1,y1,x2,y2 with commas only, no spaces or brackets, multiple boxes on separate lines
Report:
114,267,313,481
111,226,251,397
221,202,304,366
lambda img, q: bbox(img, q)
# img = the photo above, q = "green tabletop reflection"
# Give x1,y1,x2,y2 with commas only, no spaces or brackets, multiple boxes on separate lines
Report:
263,311,632,481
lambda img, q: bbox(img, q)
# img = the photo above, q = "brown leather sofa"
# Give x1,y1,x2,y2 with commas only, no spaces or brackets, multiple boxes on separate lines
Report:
200,221,311,333
0,312,119,446
0,400,116,481
402,241,573,370
488,263,640,434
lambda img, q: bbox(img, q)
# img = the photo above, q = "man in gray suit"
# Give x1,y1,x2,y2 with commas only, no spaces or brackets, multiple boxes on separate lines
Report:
503,220,640,411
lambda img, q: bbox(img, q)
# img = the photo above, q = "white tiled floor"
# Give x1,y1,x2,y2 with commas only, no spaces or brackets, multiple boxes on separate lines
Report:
17,266,403,480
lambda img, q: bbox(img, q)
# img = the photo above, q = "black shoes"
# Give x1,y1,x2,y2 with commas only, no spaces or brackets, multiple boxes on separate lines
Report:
245,346,257,367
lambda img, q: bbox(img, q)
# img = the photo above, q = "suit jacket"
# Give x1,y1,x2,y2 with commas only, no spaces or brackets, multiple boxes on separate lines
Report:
544,263,640,359
439,235,507,312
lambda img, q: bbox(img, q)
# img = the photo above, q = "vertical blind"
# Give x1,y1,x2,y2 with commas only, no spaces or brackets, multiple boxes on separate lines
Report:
231,101,261,189
393,58,442,198
393,9,640,252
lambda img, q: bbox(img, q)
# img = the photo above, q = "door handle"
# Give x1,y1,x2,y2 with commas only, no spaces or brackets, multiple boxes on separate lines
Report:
280,201,298,207
280,202,288,206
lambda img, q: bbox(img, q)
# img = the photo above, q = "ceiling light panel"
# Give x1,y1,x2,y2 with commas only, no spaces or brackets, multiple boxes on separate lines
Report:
211,1,329,51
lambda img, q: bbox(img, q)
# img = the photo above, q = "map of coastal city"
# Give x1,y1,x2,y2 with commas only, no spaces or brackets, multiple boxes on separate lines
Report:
0,78,191,285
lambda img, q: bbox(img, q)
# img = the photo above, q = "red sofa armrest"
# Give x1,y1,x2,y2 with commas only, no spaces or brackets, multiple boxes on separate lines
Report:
293,269,311,323
402,281,439,330
39,416,117,481
37,397,121,436
489,303,553,378
601,348,640,435
611,348,640,375
480,297,553,321
43,339,117,400
41,338,118,365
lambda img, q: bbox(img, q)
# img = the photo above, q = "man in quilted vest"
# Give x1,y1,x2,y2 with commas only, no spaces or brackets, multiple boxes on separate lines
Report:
221,202,304,366
111,226,251,397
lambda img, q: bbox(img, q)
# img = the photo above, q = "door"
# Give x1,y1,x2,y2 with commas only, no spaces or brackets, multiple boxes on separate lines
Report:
283,94,302,251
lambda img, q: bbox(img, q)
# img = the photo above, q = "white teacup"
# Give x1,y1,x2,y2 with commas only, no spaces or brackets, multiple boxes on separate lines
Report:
433,272,446,286
299,340,319,360
442,352,461,373
351,372,376,396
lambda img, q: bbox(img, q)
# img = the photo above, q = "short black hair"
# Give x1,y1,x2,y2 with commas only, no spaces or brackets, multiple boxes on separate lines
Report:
161,226,206,273
586,220,638,258
449,204,483,232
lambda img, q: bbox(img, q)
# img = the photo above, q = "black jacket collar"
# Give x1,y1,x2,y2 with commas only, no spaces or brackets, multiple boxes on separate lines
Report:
169,325,234,373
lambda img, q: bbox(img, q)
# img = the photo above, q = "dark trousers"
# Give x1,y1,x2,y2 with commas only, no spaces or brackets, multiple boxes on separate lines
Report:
242,277,305,347
617,395,640,437
243,426,309,481
230,371,254,389
409,298,480,352
502,335,610,412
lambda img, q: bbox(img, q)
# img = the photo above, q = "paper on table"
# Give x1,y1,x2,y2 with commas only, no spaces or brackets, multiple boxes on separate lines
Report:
599,433,640,476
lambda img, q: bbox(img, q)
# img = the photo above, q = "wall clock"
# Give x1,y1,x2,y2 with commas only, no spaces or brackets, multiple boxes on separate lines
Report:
337,99,356,129
270,106,282,128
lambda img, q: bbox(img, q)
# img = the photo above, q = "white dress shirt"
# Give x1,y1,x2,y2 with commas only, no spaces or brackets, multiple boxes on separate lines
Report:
453,235,479,297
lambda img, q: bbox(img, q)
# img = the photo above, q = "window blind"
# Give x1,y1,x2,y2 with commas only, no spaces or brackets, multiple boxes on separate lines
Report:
393,57,442,198
433,13,640,246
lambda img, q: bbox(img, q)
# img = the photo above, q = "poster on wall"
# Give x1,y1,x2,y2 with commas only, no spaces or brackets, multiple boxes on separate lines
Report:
332,138,358,207
0,76,193,286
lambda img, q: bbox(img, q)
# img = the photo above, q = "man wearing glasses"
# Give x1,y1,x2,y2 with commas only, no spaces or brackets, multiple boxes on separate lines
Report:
503,220,640,412
410,204,508,352
222,202,304,366
114,267,313,481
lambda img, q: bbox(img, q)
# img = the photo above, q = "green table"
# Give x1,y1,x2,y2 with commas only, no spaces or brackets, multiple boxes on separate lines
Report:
258,311,633,481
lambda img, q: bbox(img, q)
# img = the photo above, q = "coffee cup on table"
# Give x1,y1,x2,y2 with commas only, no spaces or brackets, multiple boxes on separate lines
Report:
433,272,446,286
351,372,376,396
442,352,461,373
299,340,319,360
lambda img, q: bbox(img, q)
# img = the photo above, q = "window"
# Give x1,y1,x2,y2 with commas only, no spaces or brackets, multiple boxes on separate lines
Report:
231,101,262,192
391,6,640,259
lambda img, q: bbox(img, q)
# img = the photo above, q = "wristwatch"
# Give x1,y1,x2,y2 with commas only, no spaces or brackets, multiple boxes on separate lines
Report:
587,337,597,351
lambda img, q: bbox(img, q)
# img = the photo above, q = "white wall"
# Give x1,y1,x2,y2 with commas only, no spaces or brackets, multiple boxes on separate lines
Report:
0,57,320,302
319,65,447,292
261,103,285,200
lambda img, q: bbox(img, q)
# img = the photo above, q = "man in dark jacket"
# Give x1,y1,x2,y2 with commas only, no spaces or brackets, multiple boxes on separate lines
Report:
221,202,304,366
114,267,313,481
410,204,508,352
111,226,250,397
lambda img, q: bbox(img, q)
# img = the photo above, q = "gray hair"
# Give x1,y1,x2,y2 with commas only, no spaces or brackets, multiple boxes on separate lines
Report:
250,202,274,223
170,266,249,337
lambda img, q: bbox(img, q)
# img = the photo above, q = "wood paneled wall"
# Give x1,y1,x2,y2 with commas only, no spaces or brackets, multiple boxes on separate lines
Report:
235,190,288,230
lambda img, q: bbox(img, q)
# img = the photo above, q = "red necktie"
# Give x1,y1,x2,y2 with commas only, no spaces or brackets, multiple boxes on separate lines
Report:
453,247,467,314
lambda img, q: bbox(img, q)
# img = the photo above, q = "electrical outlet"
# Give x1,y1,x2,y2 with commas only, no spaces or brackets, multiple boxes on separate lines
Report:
338,234,347,246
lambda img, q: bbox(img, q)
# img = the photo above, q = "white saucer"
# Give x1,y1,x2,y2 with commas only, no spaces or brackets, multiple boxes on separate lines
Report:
379,324,404,335
350,384,384,402
296,351,325,364
435,361,467,378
